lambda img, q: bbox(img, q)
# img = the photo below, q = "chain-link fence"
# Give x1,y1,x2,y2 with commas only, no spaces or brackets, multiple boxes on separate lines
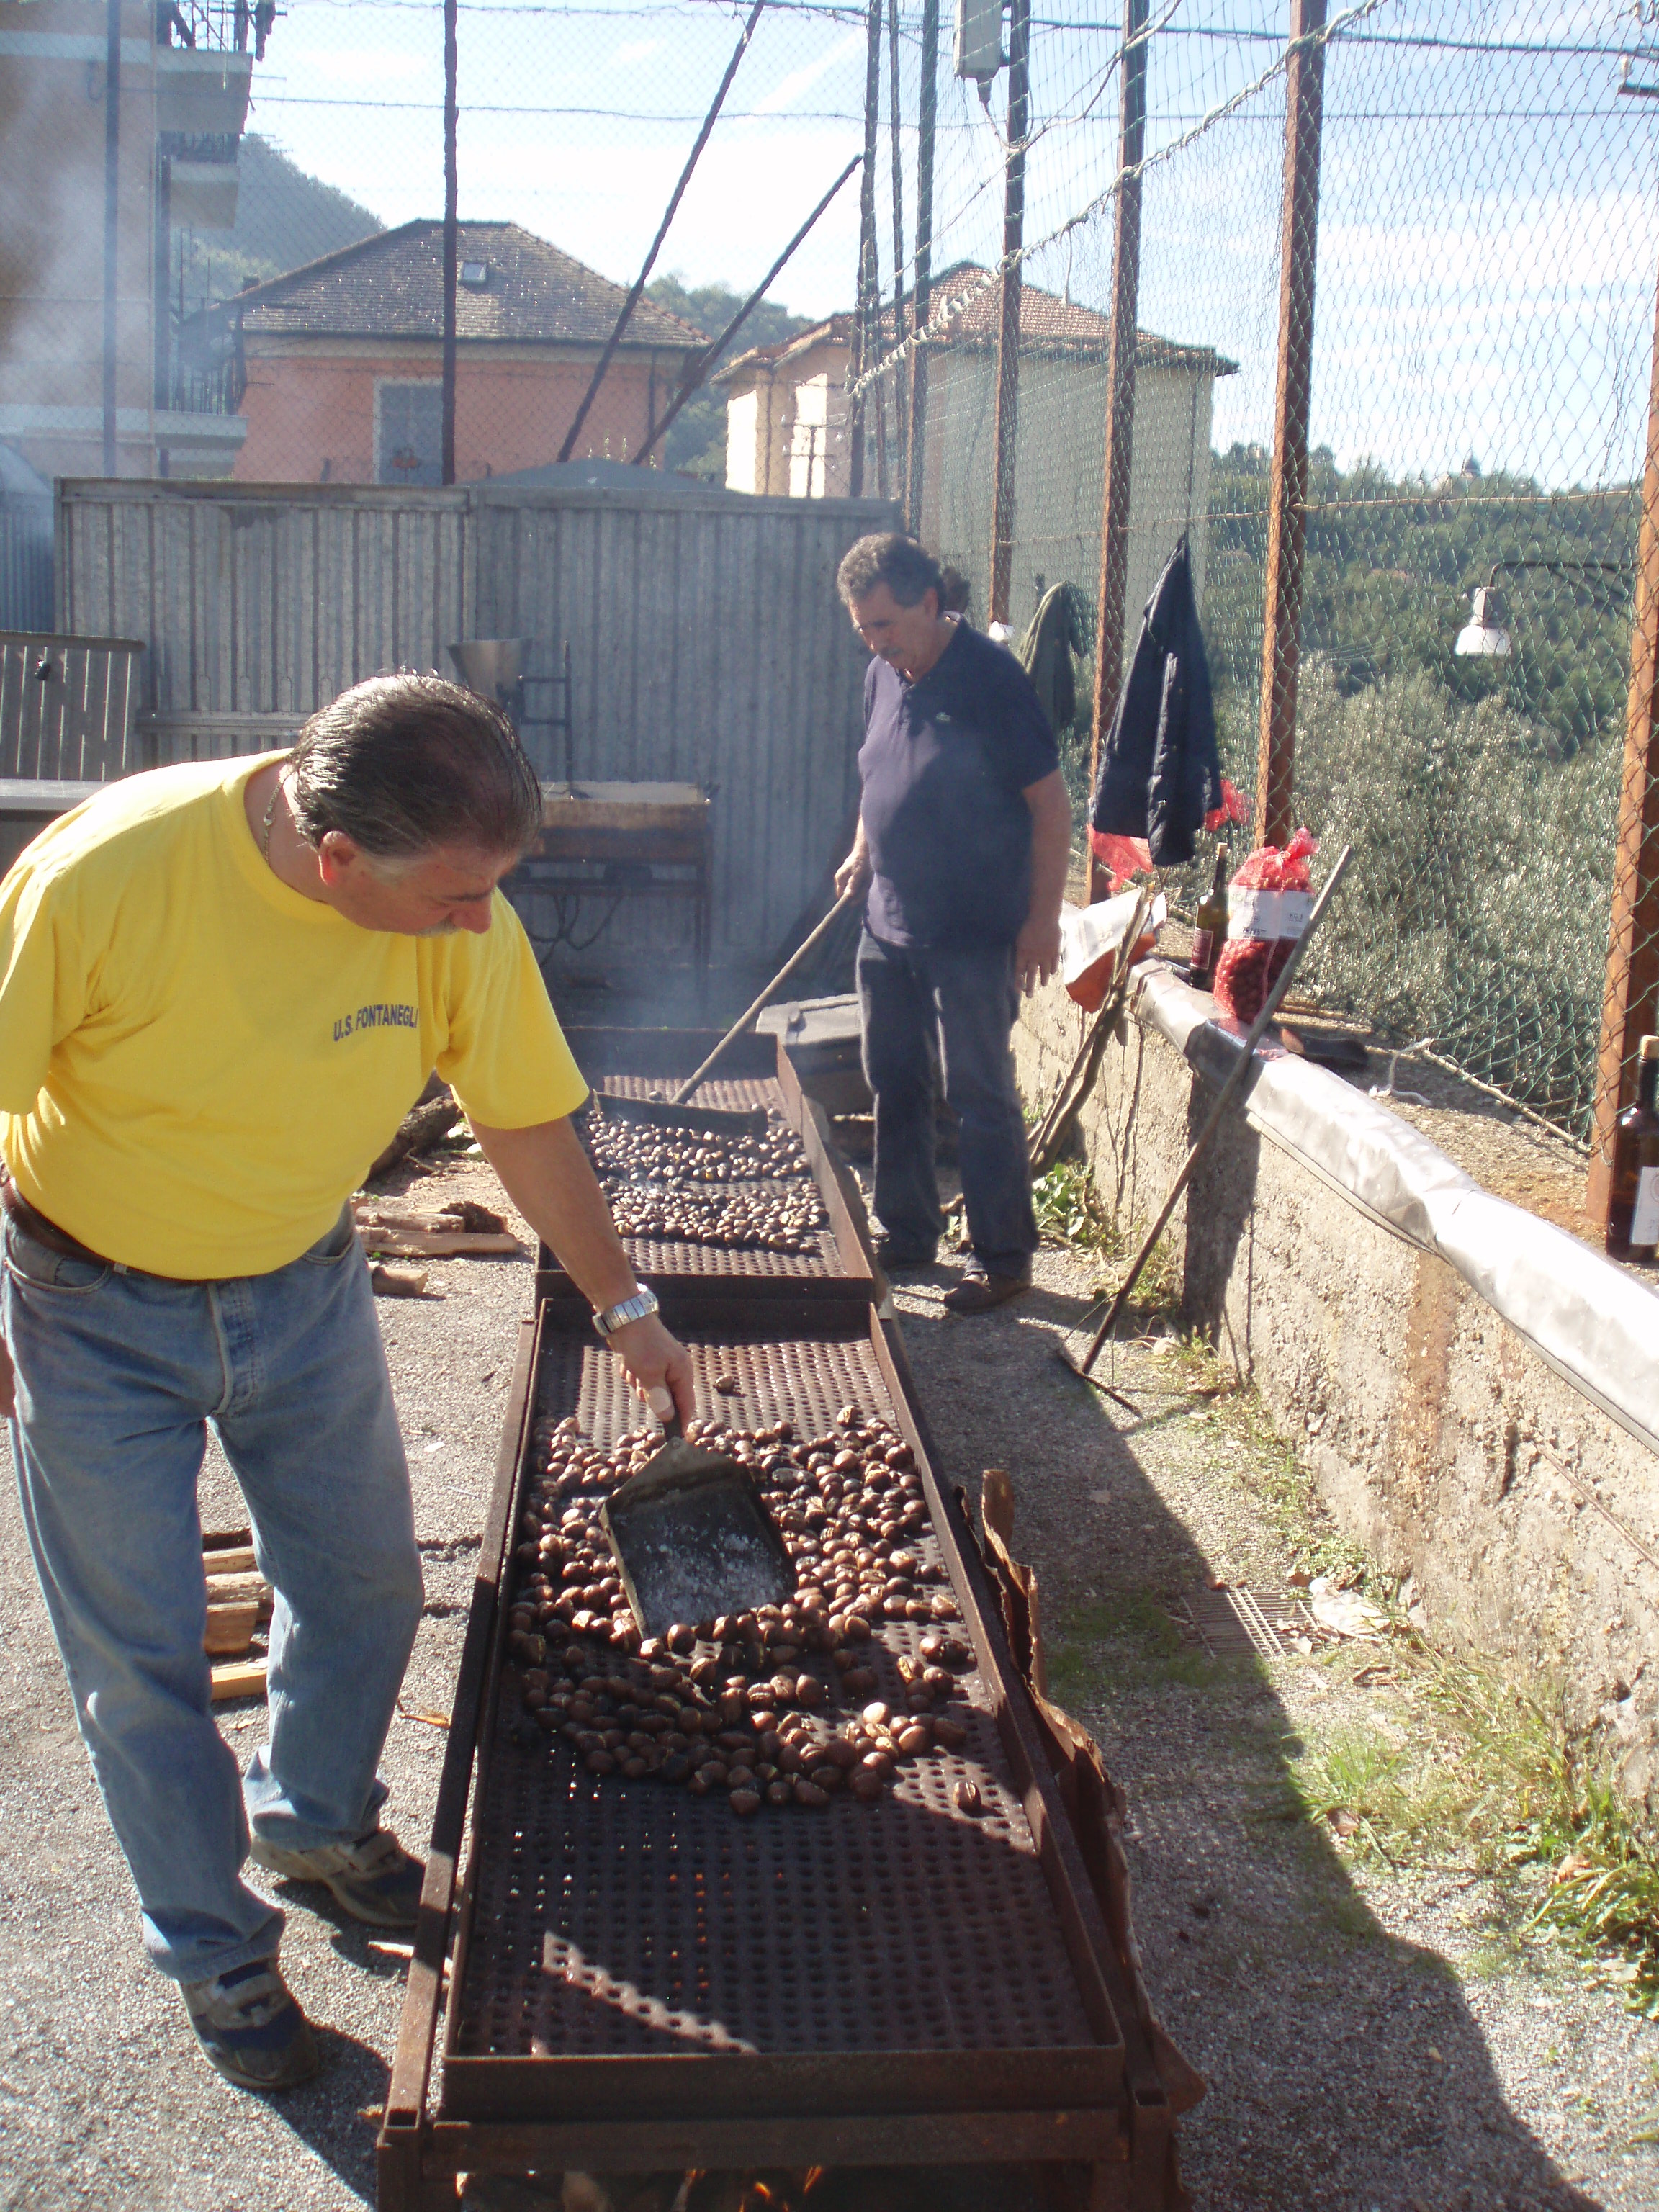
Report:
853,0,1659,1160
5,0,1659,1163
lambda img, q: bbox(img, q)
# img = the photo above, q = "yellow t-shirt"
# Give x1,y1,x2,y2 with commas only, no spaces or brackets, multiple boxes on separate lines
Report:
0,754,587,1278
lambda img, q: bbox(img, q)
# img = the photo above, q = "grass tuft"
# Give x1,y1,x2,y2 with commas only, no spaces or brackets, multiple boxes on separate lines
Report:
1292,1637,1659,2012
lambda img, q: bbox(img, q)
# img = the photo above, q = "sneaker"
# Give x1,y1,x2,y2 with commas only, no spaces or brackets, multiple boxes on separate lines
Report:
941,1267,1032,1314
182,1956,318,2091
249,1827,425,1929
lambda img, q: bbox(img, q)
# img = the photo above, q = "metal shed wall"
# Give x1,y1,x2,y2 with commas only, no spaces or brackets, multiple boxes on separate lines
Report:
55,479,898,960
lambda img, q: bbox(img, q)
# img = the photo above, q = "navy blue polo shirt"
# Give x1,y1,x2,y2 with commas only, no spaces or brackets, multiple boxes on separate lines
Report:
858,619,1059,950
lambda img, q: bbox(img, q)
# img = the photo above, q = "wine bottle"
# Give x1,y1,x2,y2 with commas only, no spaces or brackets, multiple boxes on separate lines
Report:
1606,1033,1659,1264
1187,845,1230,994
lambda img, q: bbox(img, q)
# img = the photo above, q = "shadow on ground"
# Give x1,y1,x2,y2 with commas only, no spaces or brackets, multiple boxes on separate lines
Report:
889,1262,1608,2212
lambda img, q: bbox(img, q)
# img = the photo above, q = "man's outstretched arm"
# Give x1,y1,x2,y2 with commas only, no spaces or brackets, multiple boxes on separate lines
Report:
468,1113,695,1425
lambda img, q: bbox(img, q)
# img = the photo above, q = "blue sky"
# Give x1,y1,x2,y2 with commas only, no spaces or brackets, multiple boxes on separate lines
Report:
245,0,1659,485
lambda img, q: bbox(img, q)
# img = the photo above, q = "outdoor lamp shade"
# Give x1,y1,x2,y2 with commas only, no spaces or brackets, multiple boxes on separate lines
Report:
1455,585,1510,657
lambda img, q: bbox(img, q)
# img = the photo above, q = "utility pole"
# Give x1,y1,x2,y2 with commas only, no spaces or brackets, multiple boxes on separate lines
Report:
1088,0,1149,895
441,0,459,485
850,0,883,498
905,0,940,532
1254,0,1327,846
986,0,1030,626
102,0,120,476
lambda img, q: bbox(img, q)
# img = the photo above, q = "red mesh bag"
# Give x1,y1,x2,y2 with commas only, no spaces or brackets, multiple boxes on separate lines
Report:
1212,829,1318,1026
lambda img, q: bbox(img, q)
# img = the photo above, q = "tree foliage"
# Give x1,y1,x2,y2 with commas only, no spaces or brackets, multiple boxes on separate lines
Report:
644,275,811,480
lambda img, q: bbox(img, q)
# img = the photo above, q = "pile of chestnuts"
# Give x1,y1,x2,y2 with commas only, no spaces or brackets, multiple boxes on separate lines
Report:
504,1403,980,1815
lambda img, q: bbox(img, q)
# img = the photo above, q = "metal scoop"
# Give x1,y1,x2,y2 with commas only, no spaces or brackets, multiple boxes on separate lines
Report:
599,1411,796,1641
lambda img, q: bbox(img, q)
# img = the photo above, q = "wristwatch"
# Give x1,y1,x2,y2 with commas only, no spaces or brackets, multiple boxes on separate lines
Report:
592,1286,660,1341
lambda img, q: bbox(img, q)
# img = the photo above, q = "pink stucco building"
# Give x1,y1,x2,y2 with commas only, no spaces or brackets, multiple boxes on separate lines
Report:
220,220,706,485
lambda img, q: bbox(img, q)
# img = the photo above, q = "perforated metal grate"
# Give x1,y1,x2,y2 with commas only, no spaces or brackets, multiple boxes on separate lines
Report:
451,1329,1094,2064
597,1076,788,1115
593,1079,850,1280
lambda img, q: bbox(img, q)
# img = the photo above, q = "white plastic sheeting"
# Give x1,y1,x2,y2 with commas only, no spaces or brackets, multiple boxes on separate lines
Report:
1133,962,1659,1459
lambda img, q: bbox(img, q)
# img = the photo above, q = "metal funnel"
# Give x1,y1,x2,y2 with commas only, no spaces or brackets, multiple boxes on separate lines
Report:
449,638,529,717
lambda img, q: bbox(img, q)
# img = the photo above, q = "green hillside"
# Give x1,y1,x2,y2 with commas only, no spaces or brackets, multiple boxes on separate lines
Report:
645,274,811,479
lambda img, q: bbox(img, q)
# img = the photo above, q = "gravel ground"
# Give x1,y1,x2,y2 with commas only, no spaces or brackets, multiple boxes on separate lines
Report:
4,1150,1658,2211
888,1246,1659,2212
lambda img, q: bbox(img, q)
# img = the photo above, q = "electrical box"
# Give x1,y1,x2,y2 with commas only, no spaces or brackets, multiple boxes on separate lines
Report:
953,0,1004,84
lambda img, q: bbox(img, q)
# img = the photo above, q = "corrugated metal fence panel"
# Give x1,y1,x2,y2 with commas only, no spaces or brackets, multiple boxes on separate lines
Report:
0,500,53,632
0,632,144,779
59,482,477,717
58,480,896,959
472,488,894,958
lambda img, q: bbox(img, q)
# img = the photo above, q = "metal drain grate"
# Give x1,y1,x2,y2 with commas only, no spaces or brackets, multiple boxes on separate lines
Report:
450,1328,1095,2065
1174,1586,1315,1660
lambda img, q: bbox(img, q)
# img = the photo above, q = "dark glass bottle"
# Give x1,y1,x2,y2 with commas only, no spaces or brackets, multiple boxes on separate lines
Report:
1187,845,1230,994
1606,1034,1659,1264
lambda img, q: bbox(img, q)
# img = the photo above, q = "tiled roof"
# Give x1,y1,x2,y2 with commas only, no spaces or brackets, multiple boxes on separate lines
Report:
232,222,708,350
717,262,1235,381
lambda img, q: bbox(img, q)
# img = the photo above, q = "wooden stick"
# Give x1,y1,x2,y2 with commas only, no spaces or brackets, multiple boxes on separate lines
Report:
210,1658,267,1704
673,890,860,1105
1061,845,1352,1382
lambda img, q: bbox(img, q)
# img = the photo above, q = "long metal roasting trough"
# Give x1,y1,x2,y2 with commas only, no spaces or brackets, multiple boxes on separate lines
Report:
540,1027,879,1302
378,1280,1190,2208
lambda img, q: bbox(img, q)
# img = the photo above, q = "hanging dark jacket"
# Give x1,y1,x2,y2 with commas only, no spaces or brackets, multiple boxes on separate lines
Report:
1089,536,1222,868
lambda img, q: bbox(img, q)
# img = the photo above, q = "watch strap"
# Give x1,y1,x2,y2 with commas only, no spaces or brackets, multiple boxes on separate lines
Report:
592,1287,660,1340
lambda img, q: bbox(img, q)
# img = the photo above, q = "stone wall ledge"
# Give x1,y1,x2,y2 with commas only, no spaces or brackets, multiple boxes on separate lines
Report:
1130,961,1659,1458
1012,958,1659,1789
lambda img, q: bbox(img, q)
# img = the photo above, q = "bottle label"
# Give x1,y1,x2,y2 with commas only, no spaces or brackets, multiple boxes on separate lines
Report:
1634,1165,1659,1246
1190,927,1215,974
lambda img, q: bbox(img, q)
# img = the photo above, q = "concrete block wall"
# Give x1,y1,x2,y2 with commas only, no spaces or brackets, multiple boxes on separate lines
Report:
1014,975,1659,1802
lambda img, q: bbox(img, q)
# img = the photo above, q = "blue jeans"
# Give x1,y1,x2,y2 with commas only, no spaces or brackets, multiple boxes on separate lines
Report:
4,1206,422,1984
855,929,1038,1275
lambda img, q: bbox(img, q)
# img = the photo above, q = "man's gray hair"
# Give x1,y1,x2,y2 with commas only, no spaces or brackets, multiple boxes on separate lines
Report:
288,674,543,865
837,533,944,610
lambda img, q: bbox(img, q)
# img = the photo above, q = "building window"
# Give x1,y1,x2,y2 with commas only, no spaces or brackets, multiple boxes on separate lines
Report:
460,261,490,288
376,382,442,487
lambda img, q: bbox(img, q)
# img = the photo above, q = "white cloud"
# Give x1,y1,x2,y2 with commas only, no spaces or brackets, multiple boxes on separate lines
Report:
612,40,663,67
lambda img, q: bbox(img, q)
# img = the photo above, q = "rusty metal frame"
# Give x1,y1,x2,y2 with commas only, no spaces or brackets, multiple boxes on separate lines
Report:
988,0,1032,631
1254,0,1327,850
1588,248,1659,1222
379,1290,1175,2206
1088,0,1151,899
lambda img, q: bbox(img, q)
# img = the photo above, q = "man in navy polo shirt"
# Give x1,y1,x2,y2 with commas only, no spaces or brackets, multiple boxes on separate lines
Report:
833,534,1071,1313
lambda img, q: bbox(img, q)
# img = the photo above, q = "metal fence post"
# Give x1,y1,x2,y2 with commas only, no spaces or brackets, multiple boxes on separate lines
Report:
102,0,120,477
441,0,459,486
1588,257,1659,1223
987,0,1030,628
1254,0,1326,848
850,0,883,500
905,0,940,534
1087,0,1148,896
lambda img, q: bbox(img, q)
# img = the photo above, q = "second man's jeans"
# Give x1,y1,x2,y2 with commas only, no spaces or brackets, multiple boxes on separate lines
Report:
855,928,1038,1276
4,1204,423,1984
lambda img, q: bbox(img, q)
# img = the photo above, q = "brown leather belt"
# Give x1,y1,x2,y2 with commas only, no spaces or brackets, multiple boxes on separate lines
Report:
0,1177,153,1275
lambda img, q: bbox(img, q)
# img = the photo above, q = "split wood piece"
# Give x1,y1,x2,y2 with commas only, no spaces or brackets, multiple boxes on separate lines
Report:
353,1200,508,1237
205,1569,273,1614
206,1601,261,1658
202,1544,256,1578
356,1221,521,1259
367,1089,464,1181
371,1262,431,1299
210,1658,267,1704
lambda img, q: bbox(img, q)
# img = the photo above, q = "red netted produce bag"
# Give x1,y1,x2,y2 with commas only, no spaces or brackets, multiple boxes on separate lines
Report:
1212,830,1318,1026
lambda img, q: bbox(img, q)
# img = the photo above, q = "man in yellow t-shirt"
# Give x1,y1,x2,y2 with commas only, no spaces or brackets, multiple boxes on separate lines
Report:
0,673,693,2092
